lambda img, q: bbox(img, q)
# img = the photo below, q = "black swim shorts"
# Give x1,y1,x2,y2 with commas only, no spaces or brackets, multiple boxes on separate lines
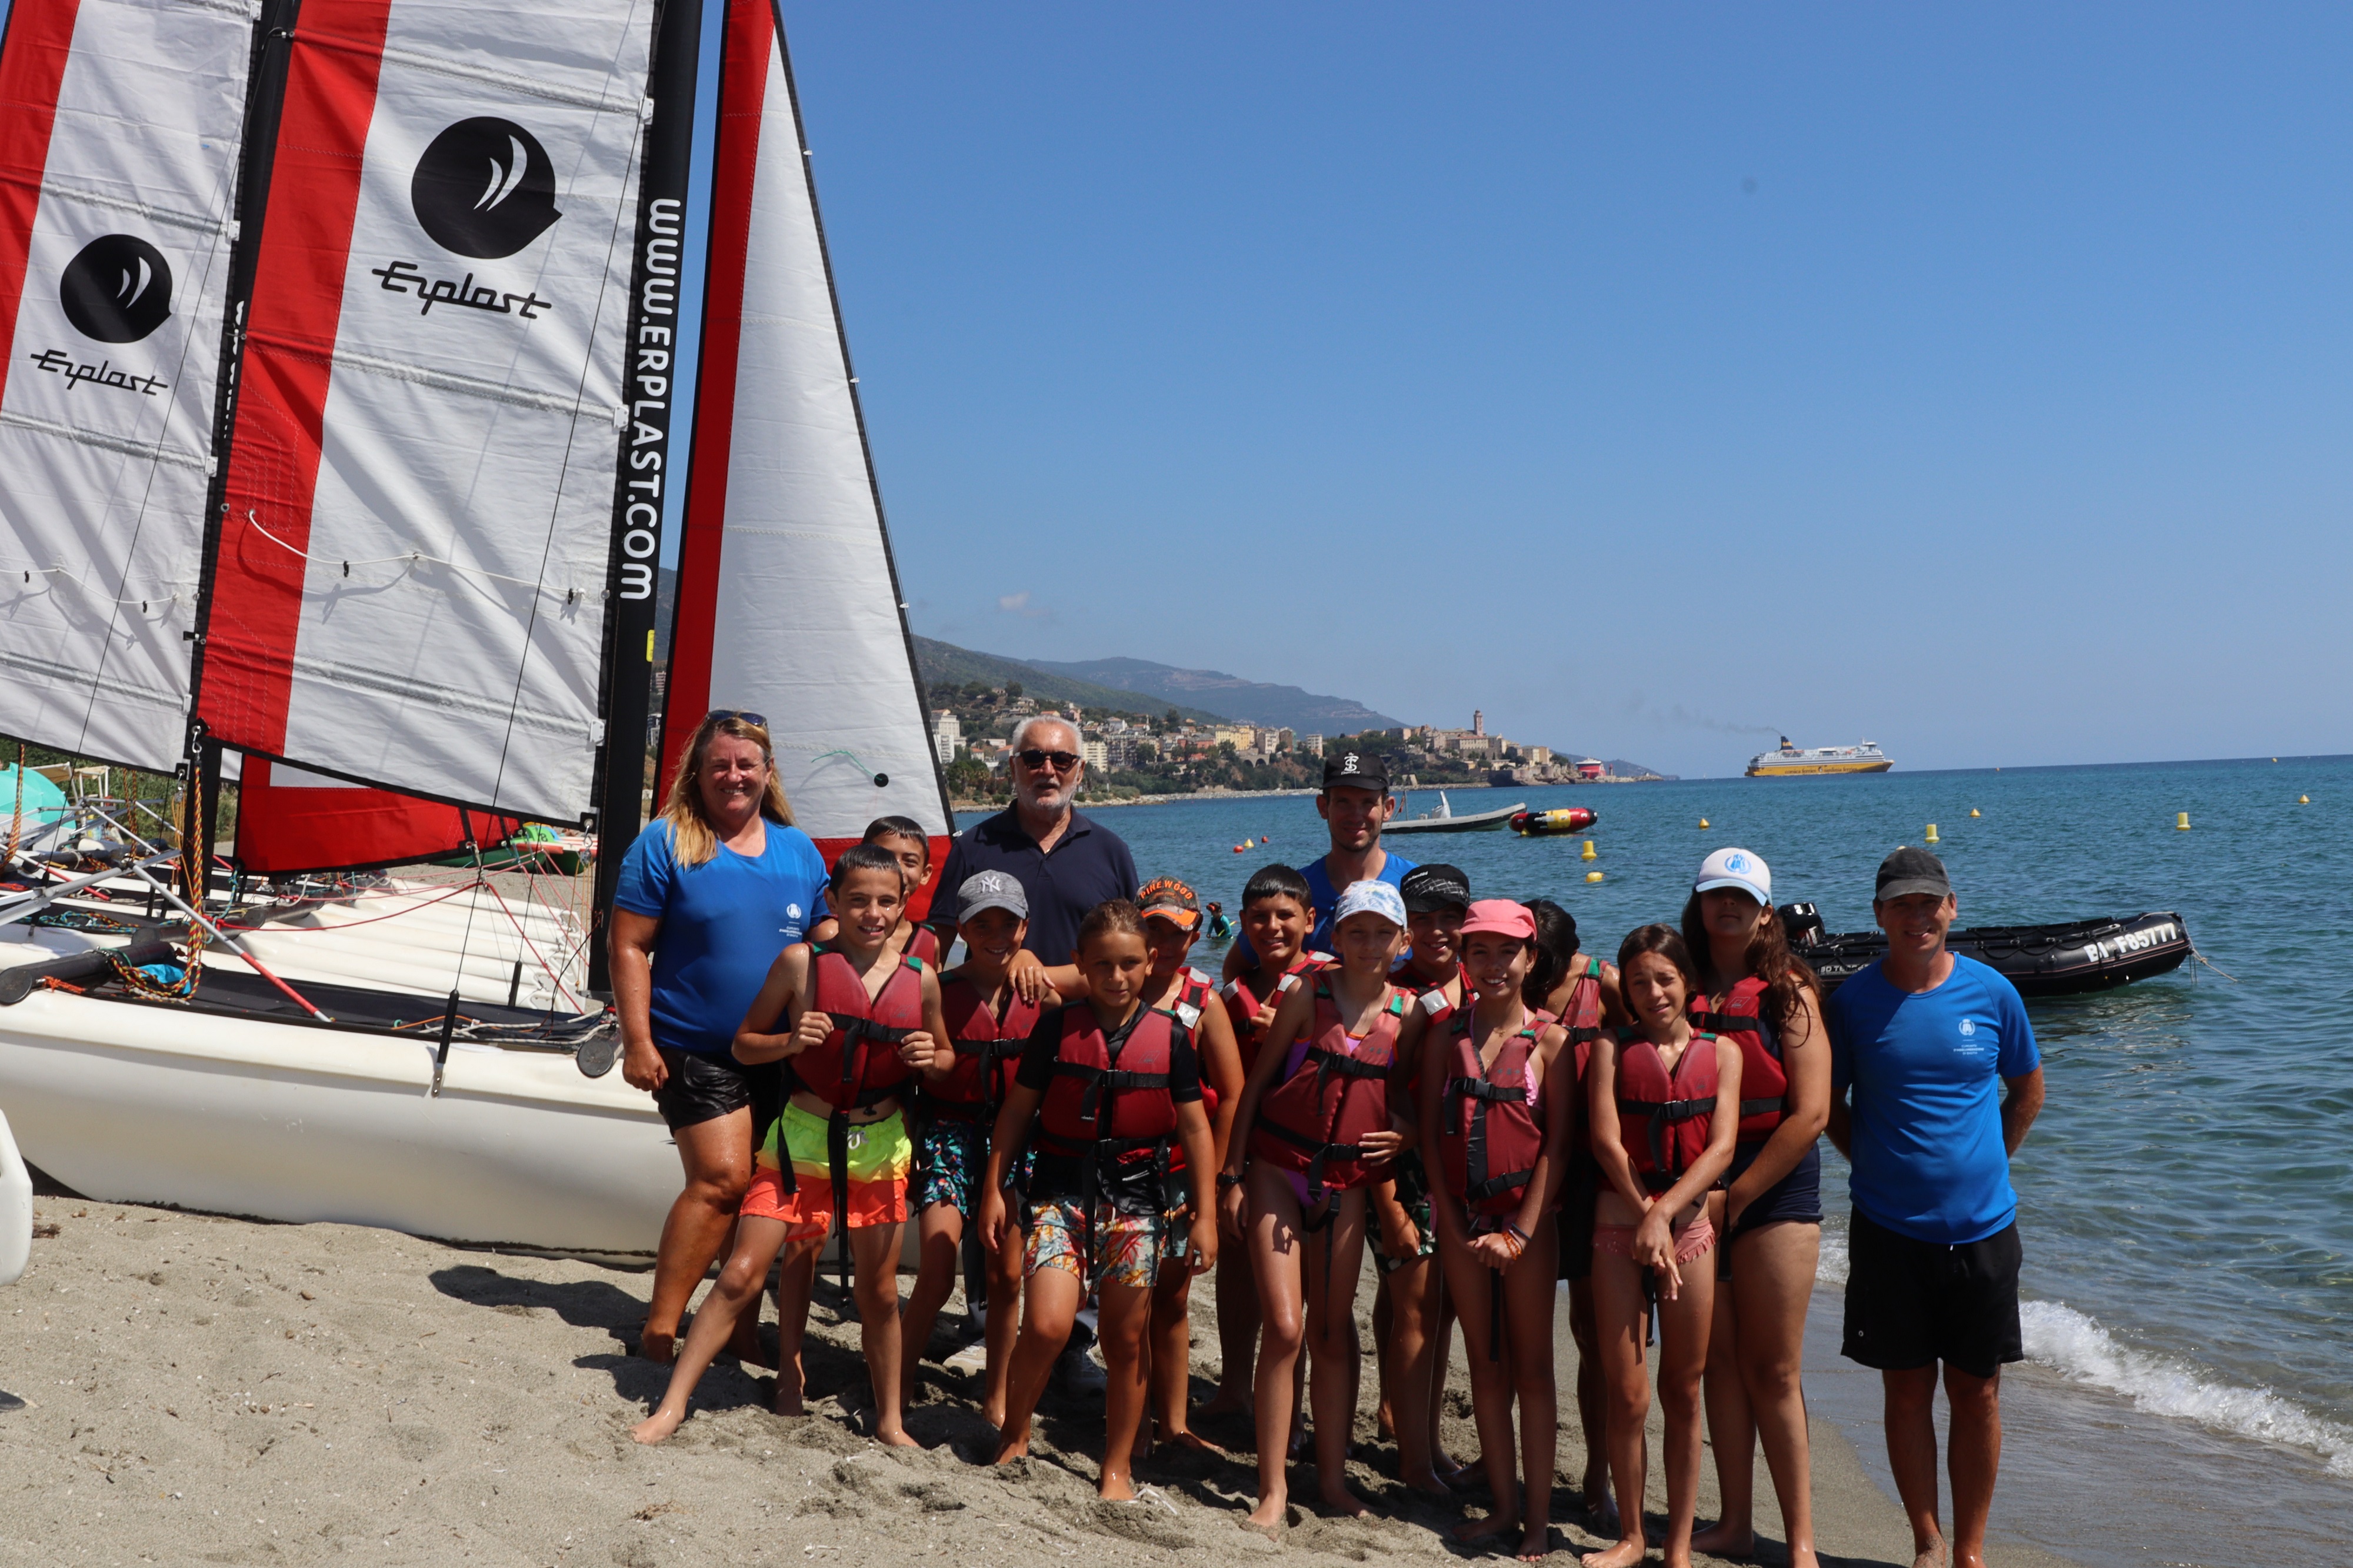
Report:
650,1046,776,1135
1718,1142,1825,1282
1839,1207,2024,1380
1554,1152,1600,1283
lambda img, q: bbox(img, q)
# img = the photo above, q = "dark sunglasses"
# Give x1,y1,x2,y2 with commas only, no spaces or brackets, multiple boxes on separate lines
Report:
704,708,769,729
1017,748,1081,772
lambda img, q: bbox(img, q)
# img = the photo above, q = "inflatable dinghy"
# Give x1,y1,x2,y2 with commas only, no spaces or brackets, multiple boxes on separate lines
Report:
1780,905,2191,998
1509,806,1598,837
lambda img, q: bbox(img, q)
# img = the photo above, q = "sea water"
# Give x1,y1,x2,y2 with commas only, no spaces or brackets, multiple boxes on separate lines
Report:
966,753,2353,1564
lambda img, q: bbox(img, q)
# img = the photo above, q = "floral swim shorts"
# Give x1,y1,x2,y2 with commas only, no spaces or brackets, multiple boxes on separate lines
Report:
910,1115,985,1217
1024,1199,1187,1289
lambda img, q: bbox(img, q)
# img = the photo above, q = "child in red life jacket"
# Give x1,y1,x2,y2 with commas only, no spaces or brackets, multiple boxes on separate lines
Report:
1404,900,1577,1559
1221,879,1412,1532
897,870,1040,1429
979,899,1218,1499
629,845,951,1449
1526,896,1629,1533
1132,877,1245,1453
1372,863,1475,1496
807,815,941,966
1199,863,1317,1422
1582,925,1743,1568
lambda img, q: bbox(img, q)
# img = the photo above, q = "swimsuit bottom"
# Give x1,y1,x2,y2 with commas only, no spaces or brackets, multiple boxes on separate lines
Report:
1595,1213,1717,1266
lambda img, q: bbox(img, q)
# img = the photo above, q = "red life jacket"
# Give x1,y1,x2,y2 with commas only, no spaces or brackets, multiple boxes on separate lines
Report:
1034,1002,1187,1213
1154,969,1219,1170
1438,1007,1551,1216
901,923,942,968
1249,974,1407,1196
792,946,924,1112
1689,975,1788,1146
926,972,1040,1123
1557,957,1606,1155
1612,1027,1722,1192
1222,956,1321,1079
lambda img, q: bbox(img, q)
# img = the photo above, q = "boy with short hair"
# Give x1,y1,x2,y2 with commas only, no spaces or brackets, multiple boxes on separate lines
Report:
899,870,1039,1426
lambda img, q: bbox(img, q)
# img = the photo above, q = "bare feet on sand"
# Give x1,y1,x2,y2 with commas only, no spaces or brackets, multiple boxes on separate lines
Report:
873,1424,919,1449
1318,1481,1370,1519
1245,1494,1288,1534
1399,1464,1451,1499
1452,1512,1522,1547
638,1329,675,1366
1581,1538,1647,1568
1691,1520,1756,1559
992,1423,1031,1464
629,1406,685,1446
1196,1391,1251,1420
1098,1471,1136,1501
1911,1539,1950,1568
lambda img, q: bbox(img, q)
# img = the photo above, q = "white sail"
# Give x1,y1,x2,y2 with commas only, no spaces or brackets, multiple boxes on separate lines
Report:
0,0,255,771
659,0,950,855
198,0,655,823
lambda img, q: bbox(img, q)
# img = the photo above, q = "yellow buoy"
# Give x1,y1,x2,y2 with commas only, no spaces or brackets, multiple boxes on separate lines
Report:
1698,818,1710,829
1925,823,1939,843
1581,839,1597,860
1969,808,1981,818
2177,812,2191,830
1585,870,1604,883
2300,795,2310,805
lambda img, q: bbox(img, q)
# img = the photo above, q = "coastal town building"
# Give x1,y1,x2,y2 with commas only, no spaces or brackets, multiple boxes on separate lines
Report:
931,710,961,767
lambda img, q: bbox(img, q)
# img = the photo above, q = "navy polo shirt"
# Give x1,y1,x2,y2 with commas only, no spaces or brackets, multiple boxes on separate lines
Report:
932,808,1140,966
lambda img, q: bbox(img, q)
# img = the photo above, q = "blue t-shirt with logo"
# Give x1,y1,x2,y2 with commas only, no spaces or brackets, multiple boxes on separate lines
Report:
1828,953,2039,1245
614,818,829,1056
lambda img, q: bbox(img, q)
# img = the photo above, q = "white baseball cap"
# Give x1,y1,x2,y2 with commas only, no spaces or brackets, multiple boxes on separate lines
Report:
1695,846,1772,906
1332,879,1408,930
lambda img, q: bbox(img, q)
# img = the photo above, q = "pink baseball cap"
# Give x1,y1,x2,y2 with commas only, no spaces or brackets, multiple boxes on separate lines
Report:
1458,899,1536,941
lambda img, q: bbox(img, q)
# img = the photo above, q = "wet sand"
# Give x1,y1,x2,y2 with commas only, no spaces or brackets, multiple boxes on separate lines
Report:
1,1196,2078,1567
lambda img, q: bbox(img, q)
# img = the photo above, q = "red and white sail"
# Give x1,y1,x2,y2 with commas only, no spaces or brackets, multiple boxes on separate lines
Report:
232,756,522,876
661,0,952,865
0,0,255,772
199,0,655,823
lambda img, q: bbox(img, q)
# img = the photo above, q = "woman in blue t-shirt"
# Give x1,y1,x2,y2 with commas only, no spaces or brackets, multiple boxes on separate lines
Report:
612,711,829,1365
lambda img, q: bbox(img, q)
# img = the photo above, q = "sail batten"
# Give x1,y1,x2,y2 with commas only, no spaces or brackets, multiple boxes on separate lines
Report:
196,0,657,825
0,0,256,772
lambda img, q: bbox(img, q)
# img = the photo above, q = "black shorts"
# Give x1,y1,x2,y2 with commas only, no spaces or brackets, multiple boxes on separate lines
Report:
1840,1208,2024,1380
1718,1141,1824,1281
650,1046,777,1135
1554,1152,1600,1283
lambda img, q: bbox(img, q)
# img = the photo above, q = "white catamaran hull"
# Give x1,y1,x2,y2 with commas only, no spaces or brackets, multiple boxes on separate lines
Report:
0,988,673,1253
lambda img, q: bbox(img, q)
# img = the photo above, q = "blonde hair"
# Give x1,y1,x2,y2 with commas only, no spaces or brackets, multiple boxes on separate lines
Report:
659,713,794,866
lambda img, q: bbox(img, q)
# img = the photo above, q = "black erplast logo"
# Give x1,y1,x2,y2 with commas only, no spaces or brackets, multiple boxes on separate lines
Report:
410,117,562,259
59,235,173,343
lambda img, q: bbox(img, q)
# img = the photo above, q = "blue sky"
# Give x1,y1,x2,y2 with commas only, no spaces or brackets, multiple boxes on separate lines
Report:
771,3,2353,778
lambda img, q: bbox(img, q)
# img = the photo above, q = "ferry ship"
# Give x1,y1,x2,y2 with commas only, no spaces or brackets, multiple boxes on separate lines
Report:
1745,737,1893,777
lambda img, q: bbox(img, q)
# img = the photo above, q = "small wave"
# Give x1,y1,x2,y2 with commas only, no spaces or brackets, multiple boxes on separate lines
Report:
2018,1300,2353,1476
1817,1230,1849,1286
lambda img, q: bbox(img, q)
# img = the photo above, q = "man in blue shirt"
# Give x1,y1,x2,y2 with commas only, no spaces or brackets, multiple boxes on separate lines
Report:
930,716,1139,976
1225,748,1416,975
1828,847,2045,1568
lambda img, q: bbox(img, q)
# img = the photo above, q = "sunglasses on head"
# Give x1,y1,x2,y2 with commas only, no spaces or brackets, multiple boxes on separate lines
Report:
1017,748,1081,772
704,708,769,729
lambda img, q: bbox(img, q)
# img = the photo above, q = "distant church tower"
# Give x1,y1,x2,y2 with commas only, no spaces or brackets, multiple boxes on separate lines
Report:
1472,709,1484,736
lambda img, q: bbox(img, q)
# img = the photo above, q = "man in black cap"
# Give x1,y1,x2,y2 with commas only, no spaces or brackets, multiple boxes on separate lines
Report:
1228,748,1416,972
1827,846,2046,1568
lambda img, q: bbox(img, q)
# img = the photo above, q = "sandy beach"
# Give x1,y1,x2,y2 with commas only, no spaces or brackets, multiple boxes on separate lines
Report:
1,1192,2078,1568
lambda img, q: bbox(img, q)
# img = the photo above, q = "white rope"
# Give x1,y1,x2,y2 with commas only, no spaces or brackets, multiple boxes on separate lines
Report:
241,512,585,600
4,561,192,608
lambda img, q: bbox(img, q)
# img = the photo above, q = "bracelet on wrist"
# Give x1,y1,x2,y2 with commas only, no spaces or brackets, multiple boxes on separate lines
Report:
1217,1171,1244,1190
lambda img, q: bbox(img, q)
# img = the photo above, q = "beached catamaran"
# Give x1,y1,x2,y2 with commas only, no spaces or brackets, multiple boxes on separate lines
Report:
0,0,951,1250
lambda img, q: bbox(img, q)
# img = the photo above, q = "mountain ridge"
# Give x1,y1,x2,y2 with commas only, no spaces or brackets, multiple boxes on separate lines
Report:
1024,655,1403,735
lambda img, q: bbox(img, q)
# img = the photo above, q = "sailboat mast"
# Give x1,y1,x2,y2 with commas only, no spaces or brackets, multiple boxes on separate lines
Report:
588,0,709,995
768,6,959,840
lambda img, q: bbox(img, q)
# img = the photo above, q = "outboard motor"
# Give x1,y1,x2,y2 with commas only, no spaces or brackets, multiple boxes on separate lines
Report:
1779,902,1825,950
